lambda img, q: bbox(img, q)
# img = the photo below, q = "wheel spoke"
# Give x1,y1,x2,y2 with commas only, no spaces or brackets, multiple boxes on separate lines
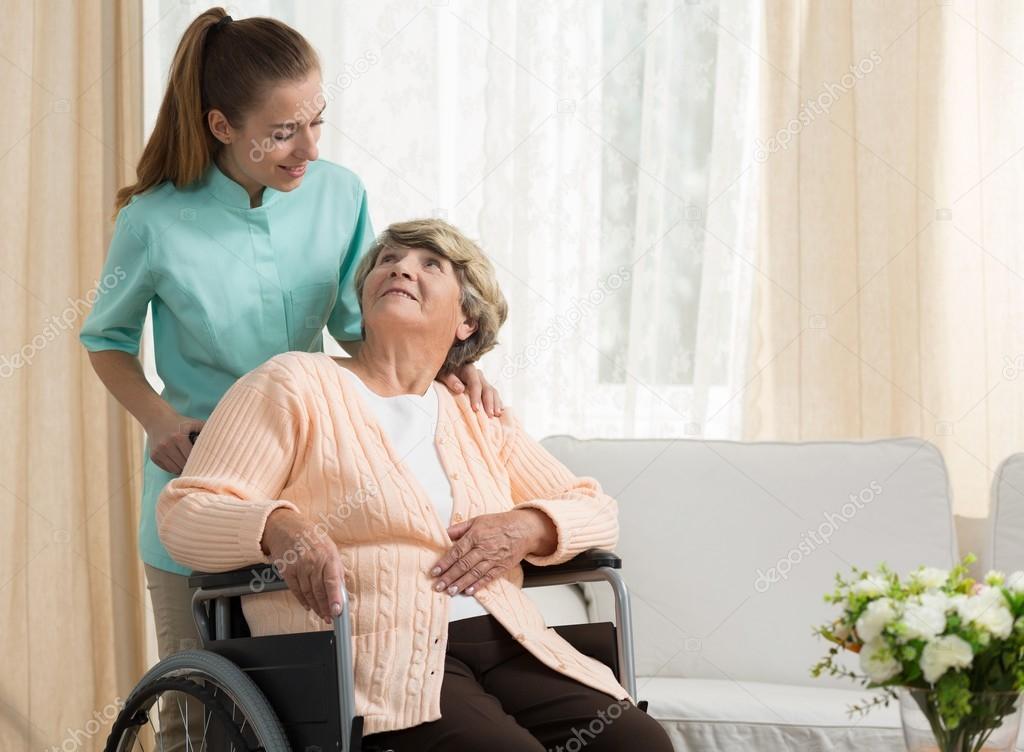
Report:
108,670,276,752
145,707,162,752
199,706,212,752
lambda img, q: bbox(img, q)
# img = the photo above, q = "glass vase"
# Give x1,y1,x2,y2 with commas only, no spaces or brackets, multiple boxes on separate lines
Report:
898,687,1023,752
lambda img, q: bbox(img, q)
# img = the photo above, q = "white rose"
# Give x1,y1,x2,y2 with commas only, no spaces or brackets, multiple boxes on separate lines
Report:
860,639,902,683
1005,571,1024,594
900,593,950,642
852,575,890,598
920,634,973,683
909,567,949,590
955,587,1014,639
856,597,899,643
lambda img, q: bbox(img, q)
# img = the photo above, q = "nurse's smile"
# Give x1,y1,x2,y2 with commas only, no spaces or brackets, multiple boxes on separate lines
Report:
208,72,324,207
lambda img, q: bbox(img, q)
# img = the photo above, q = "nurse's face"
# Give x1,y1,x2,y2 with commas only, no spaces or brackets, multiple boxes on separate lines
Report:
208,73,324,196
362,245,477,350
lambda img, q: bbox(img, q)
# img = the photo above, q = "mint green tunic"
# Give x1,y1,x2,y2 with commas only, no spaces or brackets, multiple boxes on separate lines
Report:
80,160,373,574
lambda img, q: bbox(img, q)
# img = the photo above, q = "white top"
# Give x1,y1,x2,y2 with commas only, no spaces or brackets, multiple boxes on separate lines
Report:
340,367,490,622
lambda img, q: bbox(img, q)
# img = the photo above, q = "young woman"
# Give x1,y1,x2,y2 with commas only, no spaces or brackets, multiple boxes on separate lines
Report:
80,8,501,748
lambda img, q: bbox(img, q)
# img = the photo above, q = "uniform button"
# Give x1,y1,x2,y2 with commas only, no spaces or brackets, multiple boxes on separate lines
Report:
451,472,460,480
452,513,463,522
558,663,567,670
515,633,524,641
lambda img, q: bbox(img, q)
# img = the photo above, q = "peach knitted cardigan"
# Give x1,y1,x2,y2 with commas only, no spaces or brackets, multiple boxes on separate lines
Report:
157,351,630,735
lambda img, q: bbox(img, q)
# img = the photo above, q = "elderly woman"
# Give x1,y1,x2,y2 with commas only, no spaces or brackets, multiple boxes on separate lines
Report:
157,219,672,751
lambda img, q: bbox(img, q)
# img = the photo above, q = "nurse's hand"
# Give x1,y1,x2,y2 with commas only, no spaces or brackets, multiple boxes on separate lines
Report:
262,507,346,625
145,410,206,475
439,363,503,418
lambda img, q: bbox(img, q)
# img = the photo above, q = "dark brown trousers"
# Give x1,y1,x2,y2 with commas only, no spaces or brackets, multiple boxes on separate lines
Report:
361,613,673,752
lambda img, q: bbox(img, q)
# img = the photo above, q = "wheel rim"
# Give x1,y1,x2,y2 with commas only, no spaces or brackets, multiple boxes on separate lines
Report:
106,674,258,752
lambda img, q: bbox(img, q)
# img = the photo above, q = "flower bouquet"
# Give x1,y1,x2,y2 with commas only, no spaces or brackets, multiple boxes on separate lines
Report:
812,555,1024,752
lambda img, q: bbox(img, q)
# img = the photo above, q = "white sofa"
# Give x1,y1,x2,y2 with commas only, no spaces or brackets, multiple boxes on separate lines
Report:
990,453,1024,752
526,436,961,752
992,453,1024,575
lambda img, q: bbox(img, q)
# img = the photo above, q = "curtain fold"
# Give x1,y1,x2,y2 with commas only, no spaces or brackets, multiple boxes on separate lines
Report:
1,1,148,749
745,0,1024,518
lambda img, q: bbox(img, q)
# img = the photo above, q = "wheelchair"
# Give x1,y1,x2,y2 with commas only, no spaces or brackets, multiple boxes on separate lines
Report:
104,549,647,751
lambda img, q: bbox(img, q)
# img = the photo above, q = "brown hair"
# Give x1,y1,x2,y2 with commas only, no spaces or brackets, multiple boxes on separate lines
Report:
354,219,509,376
114,7,320,214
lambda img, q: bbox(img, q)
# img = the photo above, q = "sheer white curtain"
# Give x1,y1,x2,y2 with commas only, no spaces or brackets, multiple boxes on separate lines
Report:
143,0,760,440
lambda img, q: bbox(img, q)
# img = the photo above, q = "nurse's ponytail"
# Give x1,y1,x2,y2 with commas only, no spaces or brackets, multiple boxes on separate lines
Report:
113,7,319,215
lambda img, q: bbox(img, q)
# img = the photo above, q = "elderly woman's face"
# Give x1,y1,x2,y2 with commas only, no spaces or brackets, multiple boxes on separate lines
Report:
362,245,476,345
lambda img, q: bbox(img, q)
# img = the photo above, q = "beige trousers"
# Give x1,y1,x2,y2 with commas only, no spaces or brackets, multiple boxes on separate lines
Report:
143,563,203,751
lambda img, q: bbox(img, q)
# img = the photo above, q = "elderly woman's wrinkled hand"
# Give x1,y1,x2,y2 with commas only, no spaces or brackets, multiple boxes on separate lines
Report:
430,509,552,596
261,507,346,625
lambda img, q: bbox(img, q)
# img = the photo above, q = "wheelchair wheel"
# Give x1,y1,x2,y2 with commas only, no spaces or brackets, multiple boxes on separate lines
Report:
104,649,290,752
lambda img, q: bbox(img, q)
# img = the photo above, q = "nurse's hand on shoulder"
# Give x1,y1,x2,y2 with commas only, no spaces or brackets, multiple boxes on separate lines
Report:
439,363,503,418
145,410,206,475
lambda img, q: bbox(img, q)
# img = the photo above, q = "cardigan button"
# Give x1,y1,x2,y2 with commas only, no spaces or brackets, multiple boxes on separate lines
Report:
451,472,460,480
452,513,463,522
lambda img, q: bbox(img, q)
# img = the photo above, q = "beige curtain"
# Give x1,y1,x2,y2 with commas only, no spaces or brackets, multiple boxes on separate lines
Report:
746,0,1024,521
0,2,150,749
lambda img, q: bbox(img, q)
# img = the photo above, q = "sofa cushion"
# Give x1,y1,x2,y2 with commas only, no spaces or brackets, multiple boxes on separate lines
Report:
541,436,958,689
642,677,902,752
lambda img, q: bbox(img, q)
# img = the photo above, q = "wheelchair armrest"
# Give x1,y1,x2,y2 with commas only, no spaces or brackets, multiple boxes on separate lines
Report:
521,548,621,578
188,563,281,591
188,548,620,590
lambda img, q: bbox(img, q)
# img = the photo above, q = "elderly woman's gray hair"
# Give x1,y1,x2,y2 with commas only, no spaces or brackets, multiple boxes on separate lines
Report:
353,218,509,376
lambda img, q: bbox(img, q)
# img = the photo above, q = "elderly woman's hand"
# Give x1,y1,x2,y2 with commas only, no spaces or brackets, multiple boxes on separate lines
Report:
261,507,346,625
439,363,503,418
430,509,556,596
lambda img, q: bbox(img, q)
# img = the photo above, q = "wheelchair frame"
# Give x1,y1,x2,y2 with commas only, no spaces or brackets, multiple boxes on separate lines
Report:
188,549,638,752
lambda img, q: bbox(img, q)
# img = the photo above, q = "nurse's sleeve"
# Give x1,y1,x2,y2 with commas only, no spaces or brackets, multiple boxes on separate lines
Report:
326,185,374,342
79,210,154,355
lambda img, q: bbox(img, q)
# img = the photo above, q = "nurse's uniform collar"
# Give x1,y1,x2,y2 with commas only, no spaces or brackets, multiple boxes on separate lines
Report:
203,160,284,210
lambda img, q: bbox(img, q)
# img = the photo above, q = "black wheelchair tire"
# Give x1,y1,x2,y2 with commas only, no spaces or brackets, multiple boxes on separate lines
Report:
104,649,290,752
